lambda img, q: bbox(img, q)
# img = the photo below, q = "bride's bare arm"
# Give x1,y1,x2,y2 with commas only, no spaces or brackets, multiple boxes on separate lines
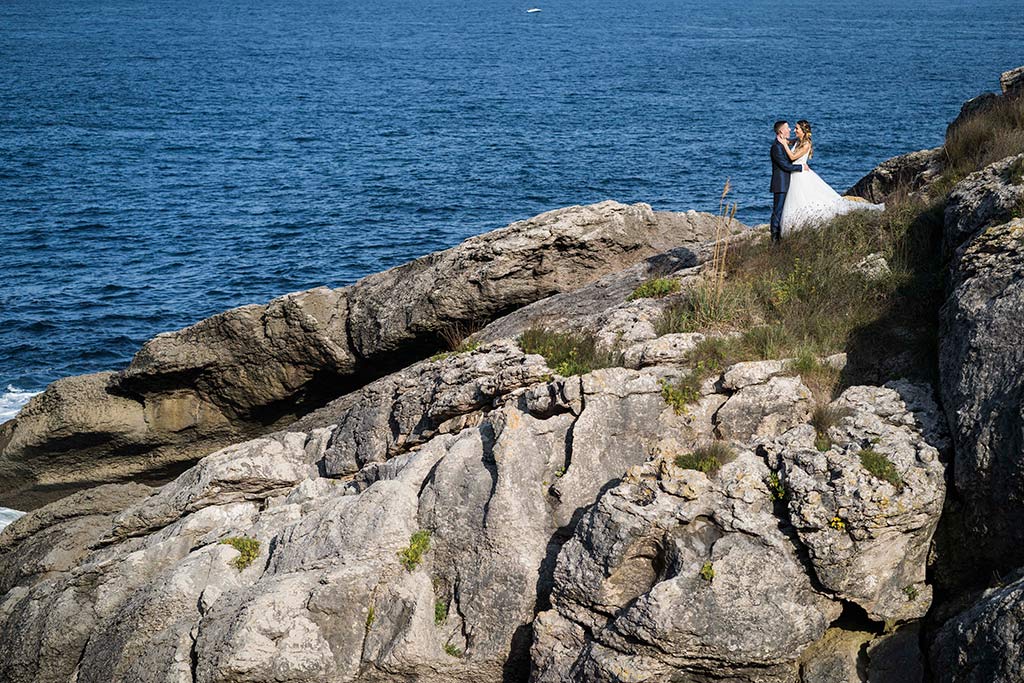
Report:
784,142,811,161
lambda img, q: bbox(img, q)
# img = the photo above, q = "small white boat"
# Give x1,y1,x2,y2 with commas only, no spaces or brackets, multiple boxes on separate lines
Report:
527,7,542,12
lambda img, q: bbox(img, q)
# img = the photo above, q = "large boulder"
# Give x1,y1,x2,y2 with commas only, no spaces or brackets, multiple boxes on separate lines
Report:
845,147,945,204
939,217,1024,577
943,153,1024,256
1001,65,1024,98
765,382,947,623
531,451,842,682
0,202,737,510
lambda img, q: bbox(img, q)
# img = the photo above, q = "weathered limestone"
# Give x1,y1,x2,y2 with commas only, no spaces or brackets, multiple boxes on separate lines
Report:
0,356,716,683
943,153,1024,256
766,383,948,623
846,147,945,204
939,217,1024,576
0,202,736,511
532,451,841,682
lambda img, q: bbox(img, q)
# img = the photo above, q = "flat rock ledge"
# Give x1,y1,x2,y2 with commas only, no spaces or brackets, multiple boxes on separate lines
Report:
0,201,740,511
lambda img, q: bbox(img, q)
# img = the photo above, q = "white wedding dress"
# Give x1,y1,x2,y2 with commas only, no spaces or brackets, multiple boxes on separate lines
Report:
781,151,884,234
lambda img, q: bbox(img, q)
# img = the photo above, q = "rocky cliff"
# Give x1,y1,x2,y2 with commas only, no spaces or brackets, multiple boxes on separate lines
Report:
1,66,1023,682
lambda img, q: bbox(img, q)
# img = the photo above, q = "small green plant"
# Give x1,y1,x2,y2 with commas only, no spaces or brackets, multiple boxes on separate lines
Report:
628,277,681,300
829,516,847,531
366,605,376,628
699,561,715,582
769,257,816,309
430,339,481,362
443,643,463,658
789,347,818,373
660,376,701,413
859,449,904,490
903,585,919,602
220,536,261,571
743,324,790,360
811,404,851,451
554,466,566,478
434,600,448,625
674,442,734,476
766,472,786,501
398,530,432,571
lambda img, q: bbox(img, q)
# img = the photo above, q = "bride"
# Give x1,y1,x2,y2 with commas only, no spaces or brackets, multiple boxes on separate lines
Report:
780,120,884,234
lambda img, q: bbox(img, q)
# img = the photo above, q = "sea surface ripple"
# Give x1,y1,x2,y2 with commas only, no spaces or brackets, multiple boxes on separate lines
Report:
2,0,1023,412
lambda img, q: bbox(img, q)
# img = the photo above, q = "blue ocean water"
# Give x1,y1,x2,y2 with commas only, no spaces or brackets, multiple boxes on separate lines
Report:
1,0,1022,414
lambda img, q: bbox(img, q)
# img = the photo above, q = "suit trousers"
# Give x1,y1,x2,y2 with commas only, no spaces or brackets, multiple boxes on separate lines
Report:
770,192,786,242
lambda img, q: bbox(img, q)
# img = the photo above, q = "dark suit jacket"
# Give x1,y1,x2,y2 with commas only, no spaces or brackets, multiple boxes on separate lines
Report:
770,139,804,193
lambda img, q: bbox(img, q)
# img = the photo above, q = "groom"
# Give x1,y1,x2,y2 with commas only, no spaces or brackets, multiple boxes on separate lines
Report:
770,120,806,244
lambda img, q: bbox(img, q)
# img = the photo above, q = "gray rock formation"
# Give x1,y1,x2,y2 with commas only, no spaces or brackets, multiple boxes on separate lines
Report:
943,153,1024,257
0,201,736,511
930,571,1024,683
766,383,947,623
1001,65,1024,98
0,328,952,683
939,217,1024,575
532,451,842,682
0,346,714,683
845,147,944,203
532,375,947,682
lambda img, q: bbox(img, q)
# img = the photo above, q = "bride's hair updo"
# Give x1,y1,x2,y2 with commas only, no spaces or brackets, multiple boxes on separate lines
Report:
796,120,813,158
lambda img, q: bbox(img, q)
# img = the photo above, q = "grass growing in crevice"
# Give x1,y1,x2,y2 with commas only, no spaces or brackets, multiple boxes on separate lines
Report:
220,537,261,571
518,327,624,376
859,449,904,490
674,442,735,475
788,350,842,402
398,530,432,571
443,644,463,658
660,376,701,413
810,404,852,452
434,600,448,625
629,277,681,301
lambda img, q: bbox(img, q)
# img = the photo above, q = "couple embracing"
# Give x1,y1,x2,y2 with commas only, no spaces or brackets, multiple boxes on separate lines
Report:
769,119,883,243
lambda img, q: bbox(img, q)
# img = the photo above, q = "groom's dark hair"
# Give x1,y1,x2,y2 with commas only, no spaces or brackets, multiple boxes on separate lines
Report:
773,120,788,134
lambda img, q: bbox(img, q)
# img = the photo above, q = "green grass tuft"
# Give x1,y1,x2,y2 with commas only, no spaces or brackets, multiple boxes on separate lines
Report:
699,561,715,582
859,448,904,490
398,530,432,571
660,376,701,413
810,404,851,452
518,327,624,377
941,95,1024,194
629,277,682,301
434,600,448,625
443,644,463,658
674,442,734,476
220,536,261,571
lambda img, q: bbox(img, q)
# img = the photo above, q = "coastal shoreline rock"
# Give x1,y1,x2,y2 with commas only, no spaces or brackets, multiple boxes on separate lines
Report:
0,201,739,511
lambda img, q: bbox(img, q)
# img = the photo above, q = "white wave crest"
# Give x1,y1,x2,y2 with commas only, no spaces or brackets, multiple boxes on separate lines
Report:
0,385,41,423
0,507,26,535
